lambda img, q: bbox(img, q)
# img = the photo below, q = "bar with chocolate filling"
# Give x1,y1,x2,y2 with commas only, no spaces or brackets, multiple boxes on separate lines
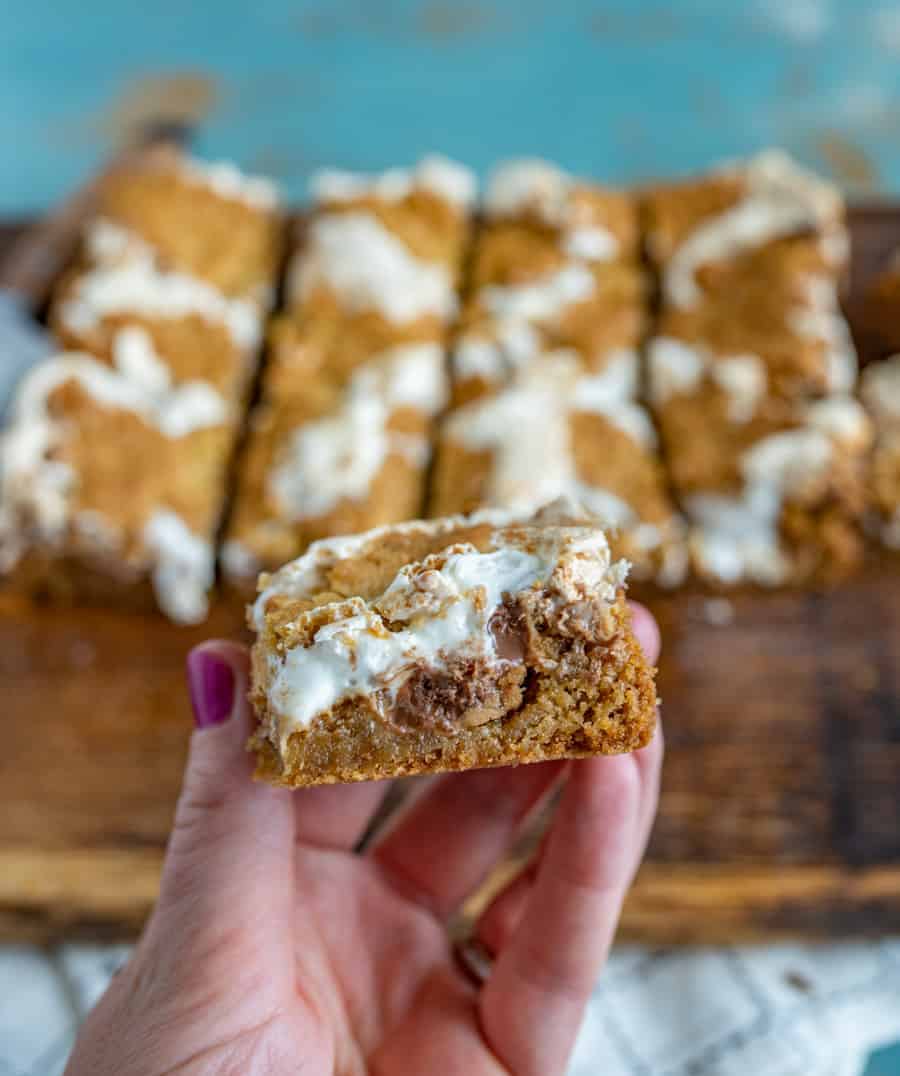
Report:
222,156,476,588
248,507,656,786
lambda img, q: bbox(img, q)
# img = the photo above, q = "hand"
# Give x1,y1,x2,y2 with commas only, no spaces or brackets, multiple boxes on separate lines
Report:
66,605,662,1076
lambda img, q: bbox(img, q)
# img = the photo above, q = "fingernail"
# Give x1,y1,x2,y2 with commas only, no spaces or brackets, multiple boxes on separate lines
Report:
186,649,235,729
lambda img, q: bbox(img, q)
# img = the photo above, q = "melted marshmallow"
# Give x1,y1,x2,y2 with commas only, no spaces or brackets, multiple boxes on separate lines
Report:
0,348,226,572
482,263,595,323
665,150,843,308
686,394,870,584
291,211,457,323
179,158,279,210
311,154,476,208
485,159,619,262
60,255,261,350
649,339,775,423
444,359,661,537
256,525,625,736
143,510,214,624
268,344,446,520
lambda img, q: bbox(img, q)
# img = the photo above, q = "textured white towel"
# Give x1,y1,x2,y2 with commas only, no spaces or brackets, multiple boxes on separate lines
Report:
2,941,899,1074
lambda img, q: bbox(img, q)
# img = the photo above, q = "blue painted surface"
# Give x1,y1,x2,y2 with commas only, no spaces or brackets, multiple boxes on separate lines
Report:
4,1,900,1070
3,0,900,211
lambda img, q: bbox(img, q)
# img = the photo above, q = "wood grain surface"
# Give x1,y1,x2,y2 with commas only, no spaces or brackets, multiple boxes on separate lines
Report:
2,210,900,943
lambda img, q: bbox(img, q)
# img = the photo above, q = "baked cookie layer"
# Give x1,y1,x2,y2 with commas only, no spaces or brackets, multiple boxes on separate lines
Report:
249,508,656,786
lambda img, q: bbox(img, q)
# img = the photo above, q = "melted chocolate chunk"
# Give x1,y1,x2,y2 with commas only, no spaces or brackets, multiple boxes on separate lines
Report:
390,660,525,733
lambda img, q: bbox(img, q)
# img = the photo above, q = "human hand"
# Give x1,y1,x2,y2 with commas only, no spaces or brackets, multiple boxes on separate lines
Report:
66,605,662,1076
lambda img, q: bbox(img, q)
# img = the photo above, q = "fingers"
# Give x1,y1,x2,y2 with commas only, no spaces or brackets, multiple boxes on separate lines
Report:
293,779,393,851
146,642,295,975
371,761,565,918
479,740,663,1076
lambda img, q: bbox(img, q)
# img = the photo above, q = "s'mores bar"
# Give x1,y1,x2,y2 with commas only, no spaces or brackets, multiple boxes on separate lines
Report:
644,151,854,398
430,356,687,586
223,156,476,587
644,151,864,583
452,159,643,404
249,508,656,787
0,155,282,622
678,395,872,584
432,160,684,585
644,150,848,308
0,353,234,622
861,356,900,549
92,149,282,301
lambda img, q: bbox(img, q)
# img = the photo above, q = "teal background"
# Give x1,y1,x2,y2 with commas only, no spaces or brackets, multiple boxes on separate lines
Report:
3,0,900,212
3,0,900,1070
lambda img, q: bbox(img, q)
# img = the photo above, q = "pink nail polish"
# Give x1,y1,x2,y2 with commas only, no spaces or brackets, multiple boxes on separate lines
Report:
186,649,235,729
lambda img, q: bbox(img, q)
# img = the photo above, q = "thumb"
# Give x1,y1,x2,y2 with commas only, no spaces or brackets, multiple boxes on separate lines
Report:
145,641,294,964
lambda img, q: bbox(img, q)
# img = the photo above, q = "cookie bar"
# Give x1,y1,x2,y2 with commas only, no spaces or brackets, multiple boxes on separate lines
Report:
643,150,847,310
49,248,263,400
0,351,235,622
860,356,900,548
650,277,856,402
275,154,475,369
222,158,474,585
92,149,282,301
430,355,687,586
248,509,656,787
451,159,642,404
222,342,448,580
677,395,872,584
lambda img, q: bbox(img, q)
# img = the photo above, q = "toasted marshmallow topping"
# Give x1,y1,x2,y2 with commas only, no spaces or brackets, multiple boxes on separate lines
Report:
59,254,261,351
291,211,457,323
482,263,594,324
485,159,620,262
664,150,844,308
143,510,214,624
311,154,476,209
442,358,671,569
268,343,446,520
179,158,280,210
254,522,626,738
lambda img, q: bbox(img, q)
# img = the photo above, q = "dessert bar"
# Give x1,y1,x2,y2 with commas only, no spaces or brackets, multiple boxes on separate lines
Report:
222,157,475,585
677,395,872,584
0,352,236,622
248,507,656,787
451,159,643,404
643,149,848,310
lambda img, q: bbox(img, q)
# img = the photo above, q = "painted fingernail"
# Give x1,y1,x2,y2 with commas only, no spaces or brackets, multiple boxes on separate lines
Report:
186,649,235,729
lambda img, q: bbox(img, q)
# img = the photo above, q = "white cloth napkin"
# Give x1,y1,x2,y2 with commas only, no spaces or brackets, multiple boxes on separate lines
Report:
2,942,899,1075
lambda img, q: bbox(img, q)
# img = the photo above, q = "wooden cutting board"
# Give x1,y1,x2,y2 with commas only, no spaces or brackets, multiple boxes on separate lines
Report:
2,209,900,945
